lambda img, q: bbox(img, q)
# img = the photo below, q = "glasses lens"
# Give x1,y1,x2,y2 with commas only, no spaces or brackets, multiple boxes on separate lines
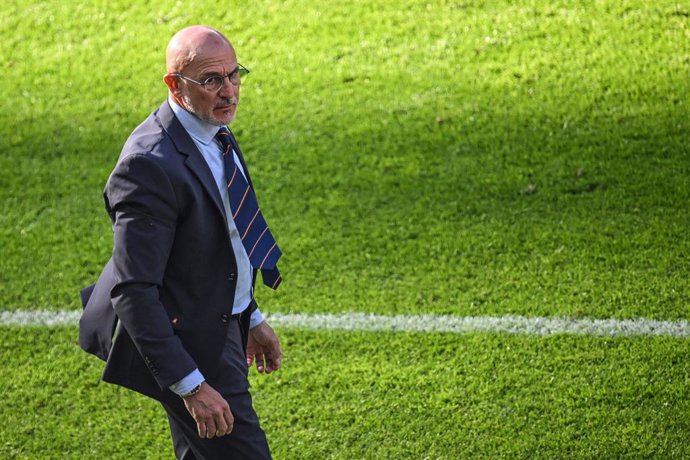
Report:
204,76,224,92
229,71,242,86
230,66,249,86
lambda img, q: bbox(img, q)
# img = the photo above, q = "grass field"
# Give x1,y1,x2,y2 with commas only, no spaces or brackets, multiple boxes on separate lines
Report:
1,0,689,458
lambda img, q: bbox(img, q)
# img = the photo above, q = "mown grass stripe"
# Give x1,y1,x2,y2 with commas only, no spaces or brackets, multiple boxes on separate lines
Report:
0,310,82,327
268,313,690,337
1,310,688,337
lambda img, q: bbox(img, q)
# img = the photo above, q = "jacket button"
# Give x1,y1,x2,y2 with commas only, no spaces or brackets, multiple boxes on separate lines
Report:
171,316,179,326
221,313,230,323
228,273,236,282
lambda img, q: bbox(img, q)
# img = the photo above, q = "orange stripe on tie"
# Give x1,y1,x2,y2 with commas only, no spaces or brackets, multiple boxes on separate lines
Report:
259,242,277,269
233,186,251,219
226,167,237,189
271,274,282,289
241,209,261,240
248,227,269,259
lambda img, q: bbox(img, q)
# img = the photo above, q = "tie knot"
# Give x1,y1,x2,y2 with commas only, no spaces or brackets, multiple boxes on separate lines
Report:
216,128,232,154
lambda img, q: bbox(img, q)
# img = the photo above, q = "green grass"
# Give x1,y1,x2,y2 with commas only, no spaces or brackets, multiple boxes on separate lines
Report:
3,327,690,459
1,0,689,458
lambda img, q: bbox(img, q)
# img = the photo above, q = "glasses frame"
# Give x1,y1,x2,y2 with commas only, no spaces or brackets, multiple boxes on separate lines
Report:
172,63,250,92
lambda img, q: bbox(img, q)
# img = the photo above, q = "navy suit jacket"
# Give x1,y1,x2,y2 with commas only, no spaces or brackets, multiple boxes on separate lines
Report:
79,101,257,401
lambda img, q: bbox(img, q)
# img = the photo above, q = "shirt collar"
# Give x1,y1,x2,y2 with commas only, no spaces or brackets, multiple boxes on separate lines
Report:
168,96,223,146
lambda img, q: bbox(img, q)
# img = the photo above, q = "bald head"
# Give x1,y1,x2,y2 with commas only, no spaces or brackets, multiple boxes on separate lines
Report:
163,25,241,126
166,25,233,73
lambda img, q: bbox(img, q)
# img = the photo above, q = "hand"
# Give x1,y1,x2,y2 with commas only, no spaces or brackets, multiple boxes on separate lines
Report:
246,320,283,373
182,382,234,439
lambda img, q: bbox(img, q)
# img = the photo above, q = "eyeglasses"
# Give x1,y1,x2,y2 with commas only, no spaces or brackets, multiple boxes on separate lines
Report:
172,63,250,92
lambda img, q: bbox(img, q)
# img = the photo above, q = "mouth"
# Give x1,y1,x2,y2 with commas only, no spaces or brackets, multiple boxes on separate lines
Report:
215,99,237,111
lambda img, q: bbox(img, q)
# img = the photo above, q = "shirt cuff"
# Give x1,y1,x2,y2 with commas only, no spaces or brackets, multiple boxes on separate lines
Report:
250,307,264,329
168,369,205,396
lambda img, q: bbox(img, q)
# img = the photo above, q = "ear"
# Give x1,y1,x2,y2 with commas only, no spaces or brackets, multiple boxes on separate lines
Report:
164,74,180,94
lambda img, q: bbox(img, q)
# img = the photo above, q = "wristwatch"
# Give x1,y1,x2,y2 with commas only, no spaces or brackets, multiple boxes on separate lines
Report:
181,384,202,398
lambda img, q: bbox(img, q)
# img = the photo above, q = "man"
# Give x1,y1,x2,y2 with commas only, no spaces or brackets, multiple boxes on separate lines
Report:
79,25,283,459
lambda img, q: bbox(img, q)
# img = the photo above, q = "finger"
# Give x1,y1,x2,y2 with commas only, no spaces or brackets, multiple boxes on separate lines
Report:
197,421,207,438
205,420,217,439
254,352,266,373
266,346,283,372
215,415,228,437
270,353,282,371
224,406,235,435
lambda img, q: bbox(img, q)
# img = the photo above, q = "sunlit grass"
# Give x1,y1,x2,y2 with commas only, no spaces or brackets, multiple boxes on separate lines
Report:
1,0,689,458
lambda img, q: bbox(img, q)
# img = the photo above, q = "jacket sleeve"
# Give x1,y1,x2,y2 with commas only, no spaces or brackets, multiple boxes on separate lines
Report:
105,152,197,389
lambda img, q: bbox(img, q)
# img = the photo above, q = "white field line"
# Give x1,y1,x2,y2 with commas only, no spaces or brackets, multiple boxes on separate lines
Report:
0,310,688,337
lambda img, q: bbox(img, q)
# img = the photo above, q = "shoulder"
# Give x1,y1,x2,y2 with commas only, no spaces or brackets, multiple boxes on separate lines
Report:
116,102,186,172
106,104,182,192
121,105,170,156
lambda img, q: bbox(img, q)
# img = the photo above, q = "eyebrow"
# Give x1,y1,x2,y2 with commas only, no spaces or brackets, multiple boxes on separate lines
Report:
199,72,222,80
201,67,240,79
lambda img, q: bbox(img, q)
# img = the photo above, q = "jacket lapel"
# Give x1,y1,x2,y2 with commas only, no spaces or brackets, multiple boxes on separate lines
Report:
156,101,228,225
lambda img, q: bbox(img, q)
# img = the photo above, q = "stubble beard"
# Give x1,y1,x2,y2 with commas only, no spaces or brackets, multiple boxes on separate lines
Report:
182,94,238,126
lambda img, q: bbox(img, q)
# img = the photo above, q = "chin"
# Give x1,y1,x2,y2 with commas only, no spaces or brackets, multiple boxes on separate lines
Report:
199,111,234,127
218,111,236,125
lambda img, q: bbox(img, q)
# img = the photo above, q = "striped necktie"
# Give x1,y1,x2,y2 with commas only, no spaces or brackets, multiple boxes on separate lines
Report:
216,128,282,289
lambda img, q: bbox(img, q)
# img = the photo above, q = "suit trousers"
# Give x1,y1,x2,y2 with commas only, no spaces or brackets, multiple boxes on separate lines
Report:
160,317,271,460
